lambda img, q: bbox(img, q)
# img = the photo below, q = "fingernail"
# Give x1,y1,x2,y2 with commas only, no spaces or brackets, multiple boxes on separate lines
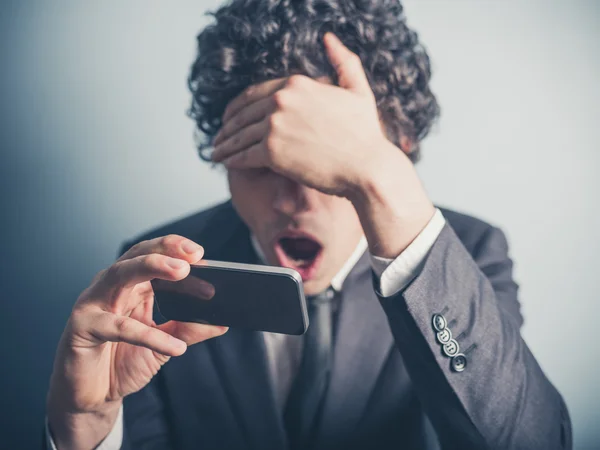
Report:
171,337,187,353
182,240,202,254
168,258,186,269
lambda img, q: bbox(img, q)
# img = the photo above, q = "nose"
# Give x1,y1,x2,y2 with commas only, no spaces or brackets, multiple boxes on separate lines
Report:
272,176,314,216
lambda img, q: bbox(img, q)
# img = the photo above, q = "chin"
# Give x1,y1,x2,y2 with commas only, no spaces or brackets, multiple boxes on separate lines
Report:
301,277,331,296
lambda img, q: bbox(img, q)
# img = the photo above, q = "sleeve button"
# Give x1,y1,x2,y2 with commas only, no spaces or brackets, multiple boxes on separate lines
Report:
442,339,460,357
432,314,447,332
451,354,467,372
436,327,452,344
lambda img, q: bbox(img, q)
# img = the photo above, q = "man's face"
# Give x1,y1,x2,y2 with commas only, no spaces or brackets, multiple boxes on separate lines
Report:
224,75,367,295
228,166,364,295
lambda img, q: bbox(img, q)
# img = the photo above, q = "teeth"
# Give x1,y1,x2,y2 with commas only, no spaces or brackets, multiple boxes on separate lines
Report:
290,257,311,266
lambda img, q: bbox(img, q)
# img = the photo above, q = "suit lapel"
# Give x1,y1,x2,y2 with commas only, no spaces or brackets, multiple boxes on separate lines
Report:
313,251,395,450
205,210,287,450
210,328,287,450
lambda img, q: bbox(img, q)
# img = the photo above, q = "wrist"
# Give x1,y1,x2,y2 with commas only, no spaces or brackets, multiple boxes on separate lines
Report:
47,398,121,450
348,141,435,258
47,357,122,450
346,139,406,203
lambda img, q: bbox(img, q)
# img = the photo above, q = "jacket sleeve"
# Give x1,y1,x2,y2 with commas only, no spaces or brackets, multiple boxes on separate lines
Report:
377,223,572,450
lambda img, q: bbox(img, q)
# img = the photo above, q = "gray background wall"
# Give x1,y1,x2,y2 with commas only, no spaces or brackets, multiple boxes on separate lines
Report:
1,1,598,448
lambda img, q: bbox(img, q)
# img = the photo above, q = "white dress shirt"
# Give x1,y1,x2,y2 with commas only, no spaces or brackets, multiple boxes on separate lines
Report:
47,209,446,450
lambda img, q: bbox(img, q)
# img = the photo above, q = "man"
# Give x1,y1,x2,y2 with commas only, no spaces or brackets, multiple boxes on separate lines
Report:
45,1,571,449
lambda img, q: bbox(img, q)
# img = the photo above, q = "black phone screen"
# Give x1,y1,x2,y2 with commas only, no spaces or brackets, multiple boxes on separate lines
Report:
151,265,308,335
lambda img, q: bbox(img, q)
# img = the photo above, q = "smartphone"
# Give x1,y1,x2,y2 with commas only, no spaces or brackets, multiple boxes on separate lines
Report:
150,260,308,335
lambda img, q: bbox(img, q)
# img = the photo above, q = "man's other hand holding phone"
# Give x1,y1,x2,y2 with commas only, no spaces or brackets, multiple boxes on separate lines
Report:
46,235,228,450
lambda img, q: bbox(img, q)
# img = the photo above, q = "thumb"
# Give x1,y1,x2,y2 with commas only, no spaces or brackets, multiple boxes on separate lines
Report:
323,32,372,95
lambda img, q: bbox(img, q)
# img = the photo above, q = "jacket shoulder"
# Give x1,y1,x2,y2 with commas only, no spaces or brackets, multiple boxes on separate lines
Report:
437,206,502,253
120,200,241,255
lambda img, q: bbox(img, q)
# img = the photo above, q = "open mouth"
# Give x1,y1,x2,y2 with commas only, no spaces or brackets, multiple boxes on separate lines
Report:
274,233,323,281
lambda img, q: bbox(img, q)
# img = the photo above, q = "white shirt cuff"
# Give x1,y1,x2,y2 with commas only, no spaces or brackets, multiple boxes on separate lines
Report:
45,404,124,450
370,208,446,298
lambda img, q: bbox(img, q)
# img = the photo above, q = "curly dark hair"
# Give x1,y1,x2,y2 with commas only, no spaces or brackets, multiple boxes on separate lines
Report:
188,0,439,163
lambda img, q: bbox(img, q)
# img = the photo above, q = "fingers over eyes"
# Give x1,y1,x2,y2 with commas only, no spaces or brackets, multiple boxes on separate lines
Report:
222,78,286,124
212,121,267,162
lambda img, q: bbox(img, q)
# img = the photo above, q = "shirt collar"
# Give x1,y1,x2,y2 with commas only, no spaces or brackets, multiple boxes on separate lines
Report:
250,233,368,292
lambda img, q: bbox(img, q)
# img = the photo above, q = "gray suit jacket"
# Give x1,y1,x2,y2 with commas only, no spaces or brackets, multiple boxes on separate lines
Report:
117,200,570,449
